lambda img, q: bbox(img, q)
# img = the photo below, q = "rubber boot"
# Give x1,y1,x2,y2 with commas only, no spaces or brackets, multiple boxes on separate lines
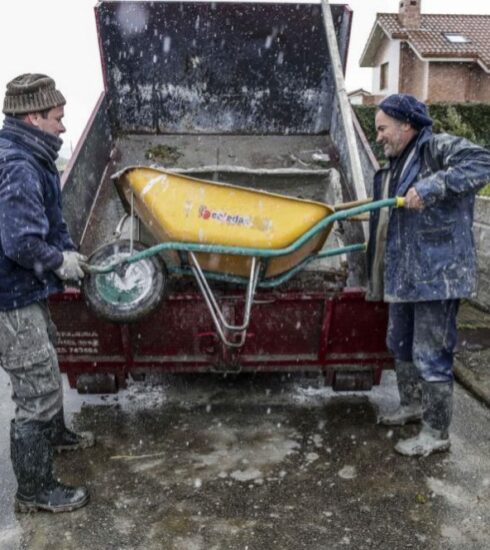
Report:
45,409,95,453
10,420,89,513
378,360,422,426
395,381,452,457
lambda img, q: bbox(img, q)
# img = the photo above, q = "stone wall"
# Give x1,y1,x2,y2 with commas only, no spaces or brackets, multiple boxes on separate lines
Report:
474,196,490,310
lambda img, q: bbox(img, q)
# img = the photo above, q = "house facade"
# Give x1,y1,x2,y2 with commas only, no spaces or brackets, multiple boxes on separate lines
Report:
360,0,490,103
347,88,375,105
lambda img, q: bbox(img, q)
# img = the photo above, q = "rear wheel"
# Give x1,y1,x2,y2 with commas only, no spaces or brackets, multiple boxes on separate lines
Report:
76,373,118,394
83,240,167,323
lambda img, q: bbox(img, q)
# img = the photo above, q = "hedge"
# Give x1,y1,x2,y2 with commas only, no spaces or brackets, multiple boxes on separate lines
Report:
353,103,490,195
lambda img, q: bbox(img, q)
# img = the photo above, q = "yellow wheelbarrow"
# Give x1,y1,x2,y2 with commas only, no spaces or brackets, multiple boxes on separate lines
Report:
83,166,404,347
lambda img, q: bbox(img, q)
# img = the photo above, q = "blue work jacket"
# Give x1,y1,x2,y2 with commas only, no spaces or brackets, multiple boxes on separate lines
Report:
367,127,490,302
0,117,75,310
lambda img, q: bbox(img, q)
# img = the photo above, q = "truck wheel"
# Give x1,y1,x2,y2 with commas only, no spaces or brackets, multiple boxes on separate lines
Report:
76,372,118,394
83,239,166,323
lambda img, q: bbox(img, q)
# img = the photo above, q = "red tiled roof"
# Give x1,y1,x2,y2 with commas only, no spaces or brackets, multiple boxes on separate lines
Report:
377,13,490,70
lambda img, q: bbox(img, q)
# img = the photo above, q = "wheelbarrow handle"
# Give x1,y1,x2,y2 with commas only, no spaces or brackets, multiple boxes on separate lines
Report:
334,198,372,211
335,196,405,212
334,197,405,217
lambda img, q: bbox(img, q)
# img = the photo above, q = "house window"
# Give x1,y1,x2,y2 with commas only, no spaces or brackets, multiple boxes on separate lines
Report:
380,62,389,90
444,33,471,44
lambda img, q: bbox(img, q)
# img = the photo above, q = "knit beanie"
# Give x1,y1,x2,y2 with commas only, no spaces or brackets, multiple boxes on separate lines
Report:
379,93,432,129
2,73,66,115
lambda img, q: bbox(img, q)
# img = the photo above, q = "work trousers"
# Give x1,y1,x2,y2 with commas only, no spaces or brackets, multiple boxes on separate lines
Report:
387,300,459,383
0,302,63,423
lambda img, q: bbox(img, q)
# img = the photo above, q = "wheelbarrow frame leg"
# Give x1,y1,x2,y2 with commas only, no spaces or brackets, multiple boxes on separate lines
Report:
189,252,260,348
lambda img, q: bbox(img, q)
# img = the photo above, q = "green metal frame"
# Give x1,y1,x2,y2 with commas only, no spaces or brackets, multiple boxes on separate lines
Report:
170,242,366,288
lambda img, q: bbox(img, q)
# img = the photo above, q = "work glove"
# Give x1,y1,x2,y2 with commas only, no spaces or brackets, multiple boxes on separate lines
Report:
54,251,88,281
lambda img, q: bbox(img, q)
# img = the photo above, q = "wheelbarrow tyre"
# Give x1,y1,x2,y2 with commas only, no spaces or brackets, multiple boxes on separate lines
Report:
83,240,167,323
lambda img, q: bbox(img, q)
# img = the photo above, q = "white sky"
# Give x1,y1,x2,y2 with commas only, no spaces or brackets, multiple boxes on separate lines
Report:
1,0,488,157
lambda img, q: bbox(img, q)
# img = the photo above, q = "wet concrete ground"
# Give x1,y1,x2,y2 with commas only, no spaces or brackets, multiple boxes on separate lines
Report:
455,303,490,408
0,369,489,550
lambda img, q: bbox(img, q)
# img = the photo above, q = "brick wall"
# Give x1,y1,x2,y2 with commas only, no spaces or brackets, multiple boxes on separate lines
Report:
428,63,472,102
469,67,490,103
474,197,490,310
399,43,426,98
427,63,490,103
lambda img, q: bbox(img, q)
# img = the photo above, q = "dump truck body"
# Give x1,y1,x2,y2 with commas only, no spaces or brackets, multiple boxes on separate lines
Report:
56,1,390,393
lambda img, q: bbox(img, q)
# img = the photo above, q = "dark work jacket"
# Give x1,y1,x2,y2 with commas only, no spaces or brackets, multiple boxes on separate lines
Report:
0,117,75,310
367,126,490,302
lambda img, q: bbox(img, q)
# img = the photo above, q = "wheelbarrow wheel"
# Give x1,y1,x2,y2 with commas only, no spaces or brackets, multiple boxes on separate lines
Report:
83,240,167,323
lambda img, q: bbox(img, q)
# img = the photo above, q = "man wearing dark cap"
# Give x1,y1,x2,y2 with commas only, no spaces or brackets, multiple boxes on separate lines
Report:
367,93,490,457
0,74,93,512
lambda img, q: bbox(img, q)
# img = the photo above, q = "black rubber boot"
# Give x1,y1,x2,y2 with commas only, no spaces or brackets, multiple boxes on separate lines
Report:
422,380,453,437
45,409,95,453
394,381,452,457
10,420,89,513
378,360,422,425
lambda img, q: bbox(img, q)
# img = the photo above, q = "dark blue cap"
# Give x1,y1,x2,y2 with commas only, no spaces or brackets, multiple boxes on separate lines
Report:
379,93,432,129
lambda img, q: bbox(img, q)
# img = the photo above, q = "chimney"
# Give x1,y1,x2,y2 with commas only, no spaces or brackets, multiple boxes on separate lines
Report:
399,0,421,29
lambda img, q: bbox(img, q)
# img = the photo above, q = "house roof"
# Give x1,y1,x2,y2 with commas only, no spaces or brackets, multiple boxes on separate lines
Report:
348,88,373,97
360,13,490,73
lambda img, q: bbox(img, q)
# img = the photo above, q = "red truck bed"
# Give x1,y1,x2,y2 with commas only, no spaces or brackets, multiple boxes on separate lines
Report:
51,283,391,393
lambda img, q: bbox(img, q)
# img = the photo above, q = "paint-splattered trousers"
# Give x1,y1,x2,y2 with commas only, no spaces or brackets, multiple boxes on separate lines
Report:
387,300,459,383
0,301,63,424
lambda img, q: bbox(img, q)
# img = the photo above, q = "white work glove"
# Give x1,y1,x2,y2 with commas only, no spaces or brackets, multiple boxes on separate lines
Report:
54,251,88,281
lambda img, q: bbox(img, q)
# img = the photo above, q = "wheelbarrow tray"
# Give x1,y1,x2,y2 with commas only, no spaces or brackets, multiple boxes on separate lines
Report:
113,166,334,278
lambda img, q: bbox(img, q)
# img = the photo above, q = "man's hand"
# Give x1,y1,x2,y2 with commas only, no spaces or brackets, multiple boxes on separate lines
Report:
405,187,425,210
54,251,88,281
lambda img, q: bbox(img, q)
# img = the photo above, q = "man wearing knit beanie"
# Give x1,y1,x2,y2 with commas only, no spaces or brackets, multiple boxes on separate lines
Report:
366,93,490,457
0,74,93,513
